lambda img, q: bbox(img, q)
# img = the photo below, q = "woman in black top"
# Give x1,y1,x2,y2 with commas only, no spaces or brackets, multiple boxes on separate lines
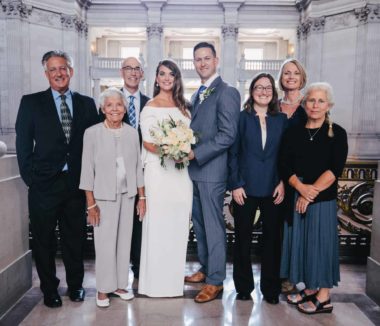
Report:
279,82,348,314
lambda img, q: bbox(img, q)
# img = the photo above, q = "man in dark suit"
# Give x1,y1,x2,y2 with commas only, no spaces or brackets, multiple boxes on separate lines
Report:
120,57,149,279
185,42,240,303
15,50,99,308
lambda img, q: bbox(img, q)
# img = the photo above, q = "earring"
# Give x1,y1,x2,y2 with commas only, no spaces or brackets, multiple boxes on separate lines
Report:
156,83,159,87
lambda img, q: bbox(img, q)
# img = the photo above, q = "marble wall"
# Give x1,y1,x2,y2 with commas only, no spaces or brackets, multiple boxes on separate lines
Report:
0,155,31,318
0,0,90,152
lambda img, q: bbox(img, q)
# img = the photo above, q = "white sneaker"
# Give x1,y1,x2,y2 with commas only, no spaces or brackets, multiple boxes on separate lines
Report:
96,293,110,308
113,290,134,301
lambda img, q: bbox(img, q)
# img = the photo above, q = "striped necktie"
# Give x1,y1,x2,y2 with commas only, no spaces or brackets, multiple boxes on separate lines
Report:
128,95,137,128
60,95,72,143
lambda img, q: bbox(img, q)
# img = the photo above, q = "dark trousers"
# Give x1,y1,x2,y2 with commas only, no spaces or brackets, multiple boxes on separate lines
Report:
28,173,86,296
130,196,142,278
233,196,281,297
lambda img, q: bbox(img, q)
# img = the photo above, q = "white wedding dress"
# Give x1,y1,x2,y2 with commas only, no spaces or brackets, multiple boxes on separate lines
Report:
138,106,193,297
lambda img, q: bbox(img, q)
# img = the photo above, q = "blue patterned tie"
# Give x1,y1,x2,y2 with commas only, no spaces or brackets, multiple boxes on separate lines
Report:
60,95,72,143
128,95,137,128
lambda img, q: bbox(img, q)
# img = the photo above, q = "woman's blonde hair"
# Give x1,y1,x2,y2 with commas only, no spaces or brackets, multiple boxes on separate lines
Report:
303,82,335,137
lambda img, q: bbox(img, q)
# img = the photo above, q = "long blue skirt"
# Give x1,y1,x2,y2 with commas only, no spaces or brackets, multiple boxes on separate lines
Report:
280,198,340,289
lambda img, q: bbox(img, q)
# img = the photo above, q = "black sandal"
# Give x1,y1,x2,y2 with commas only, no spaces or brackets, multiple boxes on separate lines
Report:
297,297,333,314
287,290,316,305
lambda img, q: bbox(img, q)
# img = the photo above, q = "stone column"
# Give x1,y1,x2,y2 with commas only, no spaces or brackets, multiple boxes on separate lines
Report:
366,161,380,305
146,24,163,97
93,78,101,106
238,54,247,100
350,4,380,160
302,17,325,83
221,24,239,86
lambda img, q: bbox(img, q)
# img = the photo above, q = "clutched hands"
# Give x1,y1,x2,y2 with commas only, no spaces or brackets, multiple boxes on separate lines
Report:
295,196,311,214
297,183,320,202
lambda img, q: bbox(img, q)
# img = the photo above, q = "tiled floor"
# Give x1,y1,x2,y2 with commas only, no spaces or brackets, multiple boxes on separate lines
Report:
1,260,379,326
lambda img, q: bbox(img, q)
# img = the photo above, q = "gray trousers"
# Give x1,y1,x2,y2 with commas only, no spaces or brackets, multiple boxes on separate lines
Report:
94,193,134,293
192,181,226,286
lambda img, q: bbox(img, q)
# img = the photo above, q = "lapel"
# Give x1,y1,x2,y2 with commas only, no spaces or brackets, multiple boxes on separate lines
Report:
71,92,81,143
192,76,222,120
139,92,149,112
43,88,66,140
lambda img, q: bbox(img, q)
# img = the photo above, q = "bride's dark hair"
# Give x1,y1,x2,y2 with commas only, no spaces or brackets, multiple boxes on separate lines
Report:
153,60,190,116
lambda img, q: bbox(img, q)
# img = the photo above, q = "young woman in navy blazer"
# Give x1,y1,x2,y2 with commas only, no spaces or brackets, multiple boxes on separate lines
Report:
228,73,288,303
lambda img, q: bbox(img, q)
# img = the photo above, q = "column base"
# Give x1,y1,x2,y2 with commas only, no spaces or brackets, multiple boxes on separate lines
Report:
366,256,380,306
0,251,32,319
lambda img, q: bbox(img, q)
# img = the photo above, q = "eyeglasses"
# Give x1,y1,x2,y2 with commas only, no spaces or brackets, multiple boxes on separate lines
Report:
47,66,70,75
254,85,273,93
122,66,142,73
306,99,327,105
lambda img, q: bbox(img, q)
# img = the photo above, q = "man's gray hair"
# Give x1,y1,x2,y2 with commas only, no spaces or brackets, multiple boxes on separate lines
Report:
99,87,127,110
41,50,73,71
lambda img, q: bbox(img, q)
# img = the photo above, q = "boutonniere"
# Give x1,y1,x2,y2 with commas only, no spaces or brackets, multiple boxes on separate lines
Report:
199,87,215,104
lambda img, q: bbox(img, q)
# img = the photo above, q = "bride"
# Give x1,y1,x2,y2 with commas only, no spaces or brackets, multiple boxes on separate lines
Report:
138,60,193,297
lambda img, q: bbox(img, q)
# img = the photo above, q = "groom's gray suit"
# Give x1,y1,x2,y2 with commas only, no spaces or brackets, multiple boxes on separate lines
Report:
189,76,240,286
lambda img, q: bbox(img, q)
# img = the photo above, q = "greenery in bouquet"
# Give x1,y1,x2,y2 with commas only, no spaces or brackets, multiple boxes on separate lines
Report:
149,115,198,169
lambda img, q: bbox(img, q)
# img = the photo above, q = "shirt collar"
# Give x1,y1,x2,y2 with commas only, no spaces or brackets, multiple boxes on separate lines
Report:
123,87,139,99
202,73,219,88
51,88,71,100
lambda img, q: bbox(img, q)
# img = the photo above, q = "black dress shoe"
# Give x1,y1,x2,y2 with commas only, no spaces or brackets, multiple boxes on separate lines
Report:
68,287,85,302
264,296,279,304
236,293,252,301
44,293,62,308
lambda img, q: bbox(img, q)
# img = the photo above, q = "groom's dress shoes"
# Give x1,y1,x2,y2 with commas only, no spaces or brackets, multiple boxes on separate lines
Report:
194,284,223,303
185,271,206,283
68,287,85,302
43,293,62,308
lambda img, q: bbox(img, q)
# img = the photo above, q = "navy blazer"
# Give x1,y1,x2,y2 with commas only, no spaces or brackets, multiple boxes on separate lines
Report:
228,110,288,197
15,88,99,190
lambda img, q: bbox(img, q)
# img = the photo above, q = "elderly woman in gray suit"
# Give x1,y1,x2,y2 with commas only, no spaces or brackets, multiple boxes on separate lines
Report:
80,87,146,308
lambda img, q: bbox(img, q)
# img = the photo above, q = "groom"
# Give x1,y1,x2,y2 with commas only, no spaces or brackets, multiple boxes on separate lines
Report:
186,42,240,303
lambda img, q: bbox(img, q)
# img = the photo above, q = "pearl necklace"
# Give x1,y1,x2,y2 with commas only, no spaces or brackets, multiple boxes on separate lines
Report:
281,94,303,105
307,127,322,141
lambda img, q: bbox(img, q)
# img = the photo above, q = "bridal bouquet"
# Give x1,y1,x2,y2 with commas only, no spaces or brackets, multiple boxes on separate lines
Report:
149,116,198,170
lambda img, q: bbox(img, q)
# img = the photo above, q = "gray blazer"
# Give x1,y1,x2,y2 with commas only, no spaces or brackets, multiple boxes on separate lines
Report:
79,122,144,200
189,76,241,182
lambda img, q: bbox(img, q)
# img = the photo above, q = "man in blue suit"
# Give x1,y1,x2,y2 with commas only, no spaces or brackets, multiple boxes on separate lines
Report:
185,42,240,303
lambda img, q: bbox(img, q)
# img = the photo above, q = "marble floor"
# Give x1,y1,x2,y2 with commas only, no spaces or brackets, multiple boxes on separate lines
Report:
1,260,379,326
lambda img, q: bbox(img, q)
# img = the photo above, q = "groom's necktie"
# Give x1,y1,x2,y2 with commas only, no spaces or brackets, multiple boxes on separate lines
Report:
195,85,207,106
128,95,137,128
60,95,72,143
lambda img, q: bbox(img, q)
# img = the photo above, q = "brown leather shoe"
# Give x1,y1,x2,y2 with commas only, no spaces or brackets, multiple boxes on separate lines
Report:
184,271,206,283
194,284,223,303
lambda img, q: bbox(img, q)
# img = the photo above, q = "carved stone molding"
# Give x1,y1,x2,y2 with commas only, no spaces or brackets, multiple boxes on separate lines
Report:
61,14,88,37
221,24,239,39
354,4,380,24
76,0,92,9
1,0,32,19
297,16,325,39
295,0,311,13
146,24,163,39
324,11,358,32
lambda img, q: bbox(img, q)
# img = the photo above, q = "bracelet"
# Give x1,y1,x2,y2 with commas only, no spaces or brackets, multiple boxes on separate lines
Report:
87,203,97,210
139,196,146,200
